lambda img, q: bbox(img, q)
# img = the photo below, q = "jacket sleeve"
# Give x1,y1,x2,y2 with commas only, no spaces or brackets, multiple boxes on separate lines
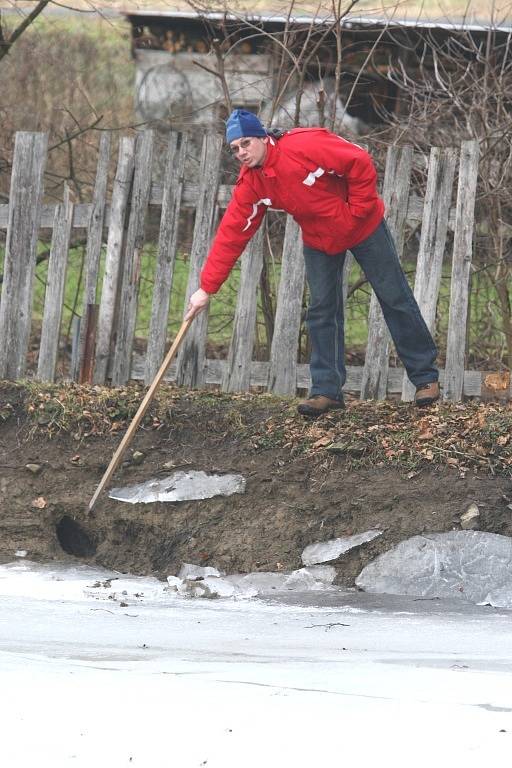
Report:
200,176,268,294
299,132,381,219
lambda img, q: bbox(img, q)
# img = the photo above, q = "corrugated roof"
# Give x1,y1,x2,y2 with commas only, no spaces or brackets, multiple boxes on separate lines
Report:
125,9,512,35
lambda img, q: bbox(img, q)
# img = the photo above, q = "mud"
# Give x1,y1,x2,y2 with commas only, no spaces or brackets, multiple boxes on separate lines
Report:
1,390,511,585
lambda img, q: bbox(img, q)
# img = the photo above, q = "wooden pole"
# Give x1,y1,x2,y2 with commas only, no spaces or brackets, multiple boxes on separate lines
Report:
87,318,192,513
79,303,99,385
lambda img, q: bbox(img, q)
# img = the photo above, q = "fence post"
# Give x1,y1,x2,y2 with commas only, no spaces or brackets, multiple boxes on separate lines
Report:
222,227,265,392
144,132,188,384
37,185,74,382
71,132,111,381
0,132,47,379
111,130,154,386
93,137,135,385
443,140,480,401
360,145,413,400
175,133,223,388
402,146,457,401
269,217,305,395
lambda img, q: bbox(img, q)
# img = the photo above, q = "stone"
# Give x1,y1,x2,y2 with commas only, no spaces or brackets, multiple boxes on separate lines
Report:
25,464,42,475
131,451,145,465
30,496,47,510
301,530,383,566
460,502,480,530
356,530,512,608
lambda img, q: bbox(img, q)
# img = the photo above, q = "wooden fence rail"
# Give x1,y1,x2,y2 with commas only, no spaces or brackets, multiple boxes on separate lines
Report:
0,128,507,401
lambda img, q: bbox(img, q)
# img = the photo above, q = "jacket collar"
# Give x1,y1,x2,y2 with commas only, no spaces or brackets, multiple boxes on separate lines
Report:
260,136,279,177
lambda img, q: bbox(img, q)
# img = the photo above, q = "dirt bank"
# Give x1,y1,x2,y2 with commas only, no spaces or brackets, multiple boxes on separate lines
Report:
1,382,511,584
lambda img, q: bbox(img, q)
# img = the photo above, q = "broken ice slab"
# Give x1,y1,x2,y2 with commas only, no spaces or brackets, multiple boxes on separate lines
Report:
301,530,383,566
178,563,224,580
284,566,337,590
356,530,512,609
166,566,340,600
227,567,338,595
109,470,245,504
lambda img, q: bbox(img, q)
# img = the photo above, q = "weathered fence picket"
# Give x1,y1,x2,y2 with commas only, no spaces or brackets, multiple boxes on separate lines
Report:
222,227,265,393
71,132,111,382
37,185,74,382
111,130,155,386
402,146,458,401
0,132,48,379
0,129,498,402
145,132,188,384
268,217,306,395
175,133,223,388
443,140,480,401
360,145,414,400
93,137,135,385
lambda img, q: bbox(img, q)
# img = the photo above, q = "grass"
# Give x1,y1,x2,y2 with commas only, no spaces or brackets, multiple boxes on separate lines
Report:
0,237,509,367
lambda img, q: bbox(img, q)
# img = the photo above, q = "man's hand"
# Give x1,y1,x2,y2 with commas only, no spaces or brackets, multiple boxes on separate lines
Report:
185,288,210,320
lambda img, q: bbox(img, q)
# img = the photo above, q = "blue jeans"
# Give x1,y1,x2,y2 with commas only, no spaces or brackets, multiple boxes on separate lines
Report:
303,220,438,399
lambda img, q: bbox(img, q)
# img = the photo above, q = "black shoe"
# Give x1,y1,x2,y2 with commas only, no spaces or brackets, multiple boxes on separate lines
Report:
415,381,440,407
297,395,345,418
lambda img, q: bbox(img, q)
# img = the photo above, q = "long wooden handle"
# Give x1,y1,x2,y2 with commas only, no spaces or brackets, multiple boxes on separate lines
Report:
87,318,192,512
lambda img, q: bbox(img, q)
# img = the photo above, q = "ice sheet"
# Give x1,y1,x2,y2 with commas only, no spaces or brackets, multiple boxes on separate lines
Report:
109,469,246,504
356,530,512,608
302,529,383,565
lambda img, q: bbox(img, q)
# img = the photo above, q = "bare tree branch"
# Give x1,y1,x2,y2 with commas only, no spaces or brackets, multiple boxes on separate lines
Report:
0,0,52,63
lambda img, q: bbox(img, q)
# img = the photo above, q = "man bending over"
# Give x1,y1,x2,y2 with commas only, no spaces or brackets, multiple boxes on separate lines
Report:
186,109,440,416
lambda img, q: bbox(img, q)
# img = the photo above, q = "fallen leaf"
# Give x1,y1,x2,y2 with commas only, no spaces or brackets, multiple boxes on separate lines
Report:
484,372,510,391
313,436,332,448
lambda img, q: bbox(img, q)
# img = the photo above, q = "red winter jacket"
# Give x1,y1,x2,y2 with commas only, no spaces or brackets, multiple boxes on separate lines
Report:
200,127,385,294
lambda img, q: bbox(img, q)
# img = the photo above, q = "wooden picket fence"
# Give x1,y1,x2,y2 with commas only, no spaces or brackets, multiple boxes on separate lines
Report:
0,129,507,402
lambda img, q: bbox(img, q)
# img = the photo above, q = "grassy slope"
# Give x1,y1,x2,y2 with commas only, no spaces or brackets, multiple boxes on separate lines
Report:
1,380,511,476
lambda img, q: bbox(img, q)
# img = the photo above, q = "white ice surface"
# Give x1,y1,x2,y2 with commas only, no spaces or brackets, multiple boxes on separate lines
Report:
109,470,245,504
1,560,512,768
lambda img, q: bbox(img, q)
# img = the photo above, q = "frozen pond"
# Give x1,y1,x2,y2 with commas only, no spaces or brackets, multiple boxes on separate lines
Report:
1,561,512,767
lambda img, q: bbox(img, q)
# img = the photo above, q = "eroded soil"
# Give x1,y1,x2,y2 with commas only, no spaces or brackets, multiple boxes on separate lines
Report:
1,383,511,585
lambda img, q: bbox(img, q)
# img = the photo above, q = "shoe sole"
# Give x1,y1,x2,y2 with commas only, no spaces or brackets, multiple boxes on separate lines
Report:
415,396,440,407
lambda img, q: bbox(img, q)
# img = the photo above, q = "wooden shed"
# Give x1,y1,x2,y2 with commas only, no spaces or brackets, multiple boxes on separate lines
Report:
125,9,511,129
